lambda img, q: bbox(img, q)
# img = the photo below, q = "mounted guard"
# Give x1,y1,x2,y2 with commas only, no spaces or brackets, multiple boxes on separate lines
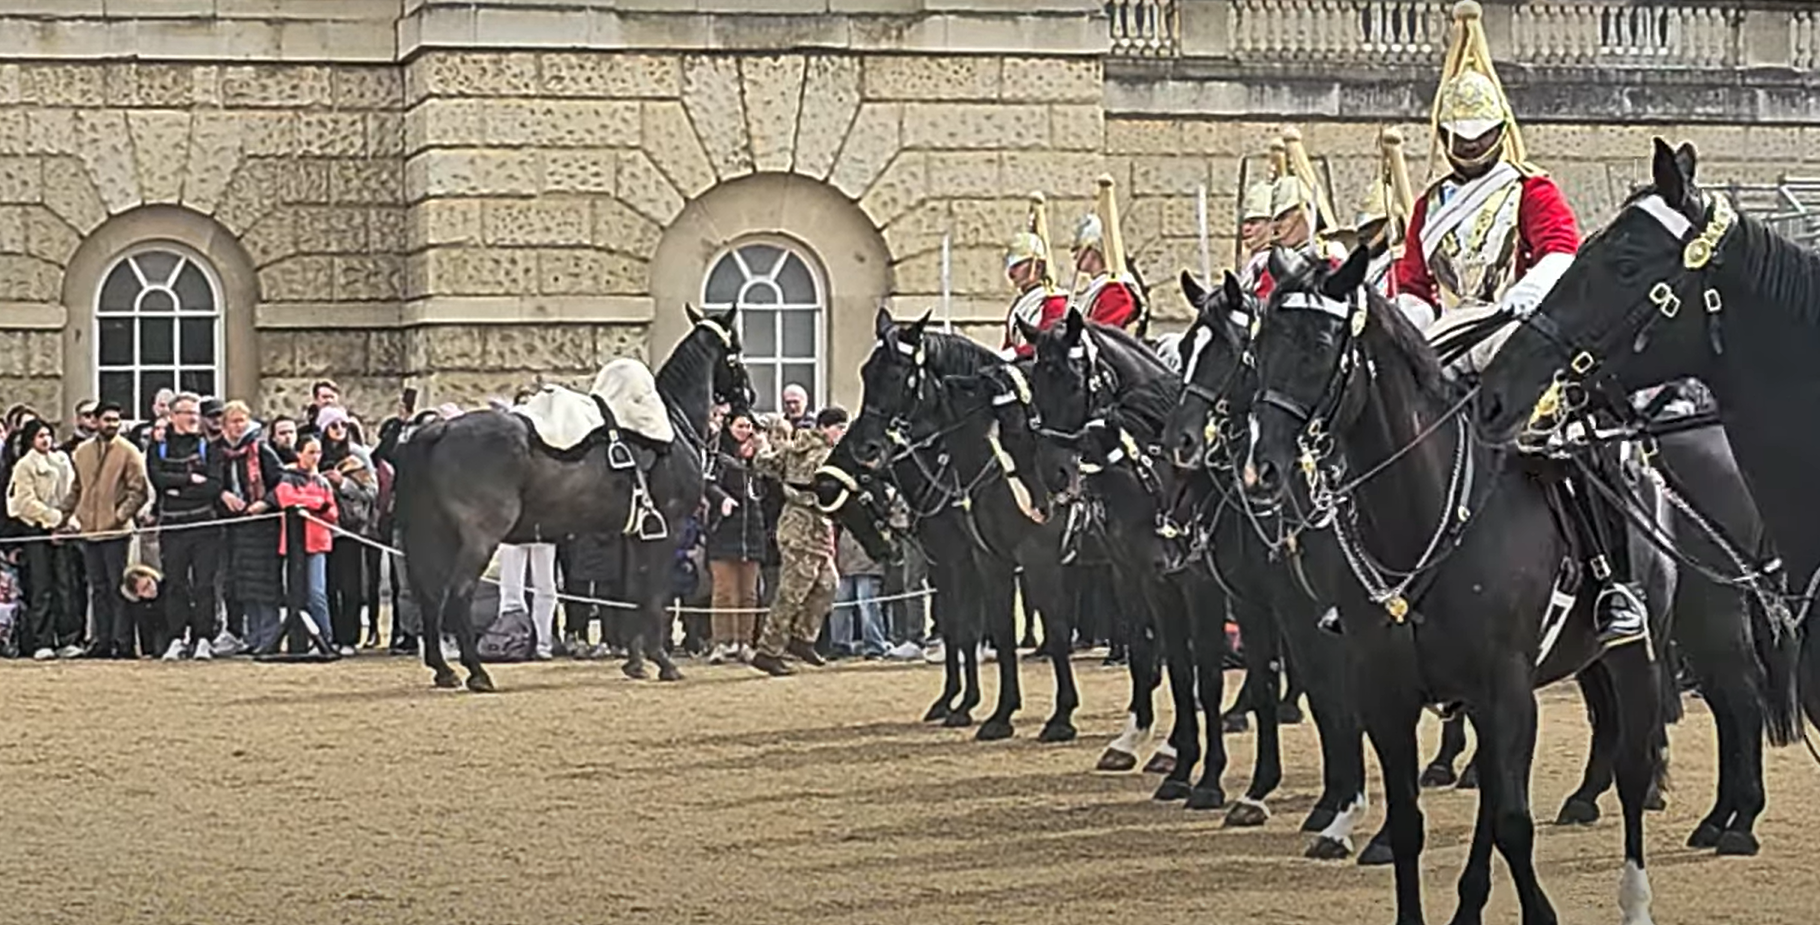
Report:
1003,192,1070,358
1255,127,1346,299
1235,138,1286,292
1395,0,1643,649
1068,174,1145,333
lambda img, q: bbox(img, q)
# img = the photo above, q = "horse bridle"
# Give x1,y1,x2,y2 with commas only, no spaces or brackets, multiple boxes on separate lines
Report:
1515,191,1736,449
1175,308,1256,472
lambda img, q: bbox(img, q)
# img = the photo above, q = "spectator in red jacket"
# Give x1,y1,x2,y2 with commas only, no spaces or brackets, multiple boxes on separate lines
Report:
268,434,338,654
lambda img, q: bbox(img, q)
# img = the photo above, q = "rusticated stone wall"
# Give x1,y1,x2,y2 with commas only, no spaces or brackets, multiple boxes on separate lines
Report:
0,59,404,420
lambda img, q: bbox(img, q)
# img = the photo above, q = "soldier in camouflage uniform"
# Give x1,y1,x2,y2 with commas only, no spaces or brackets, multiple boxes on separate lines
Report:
749,405,849,677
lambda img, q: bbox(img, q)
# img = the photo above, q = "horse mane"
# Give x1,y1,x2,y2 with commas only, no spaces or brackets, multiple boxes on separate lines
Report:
1087,323,1183,435
654,327,714,448
1361,287,1451,403
918,330,1002,377
1724,209,1820,328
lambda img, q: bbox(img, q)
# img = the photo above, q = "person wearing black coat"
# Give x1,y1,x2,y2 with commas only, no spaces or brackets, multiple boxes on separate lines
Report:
704,412,771,661
556,531,623,657
145,393,225,659
211,404,284,653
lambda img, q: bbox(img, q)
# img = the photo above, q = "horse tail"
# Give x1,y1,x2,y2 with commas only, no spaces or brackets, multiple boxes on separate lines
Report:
1751,591,1803,748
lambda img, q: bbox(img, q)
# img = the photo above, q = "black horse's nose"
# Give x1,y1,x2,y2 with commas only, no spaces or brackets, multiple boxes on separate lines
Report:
855,440,882,466
1246,458,1281,496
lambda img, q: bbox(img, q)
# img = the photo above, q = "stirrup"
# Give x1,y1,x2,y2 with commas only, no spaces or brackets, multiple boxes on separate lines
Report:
606,432,636,470
635,506,669,541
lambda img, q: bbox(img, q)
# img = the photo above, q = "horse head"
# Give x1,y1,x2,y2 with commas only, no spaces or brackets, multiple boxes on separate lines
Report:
813,429,901,564
937,362,1051,523
684,303,754,412
1166,269,1259,471
849,306,935,467
1478,137,1729,444
1244,244,1375,506
1026,307,1100,498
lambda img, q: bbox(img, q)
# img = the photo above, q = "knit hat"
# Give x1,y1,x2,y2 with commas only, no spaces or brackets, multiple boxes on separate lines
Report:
315,404,351,430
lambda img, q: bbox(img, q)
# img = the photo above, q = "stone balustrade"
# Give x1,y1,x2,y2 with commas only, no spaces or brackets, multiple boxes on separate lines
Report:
1112,0,1820,71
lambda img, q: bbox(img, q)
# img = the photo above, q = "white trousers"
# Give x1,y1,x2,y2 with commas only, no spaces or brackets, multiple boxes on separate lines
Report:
1399,295,1517,374
498,542,557,656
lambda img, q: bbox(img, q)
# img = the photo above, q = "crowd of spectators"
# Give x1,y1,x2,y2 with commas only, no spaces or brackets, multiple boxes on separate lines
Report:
0,381,933,668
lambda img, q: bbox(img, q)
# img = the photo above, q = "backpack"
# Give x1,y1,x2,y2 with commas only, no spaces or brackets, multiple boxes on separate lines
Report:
477,605,536,662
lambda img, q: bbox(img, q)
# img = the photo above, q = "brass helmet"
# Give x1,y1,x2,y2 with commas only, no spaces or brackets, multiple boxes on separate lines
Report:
1242,181,1275,222
1430,0,1528,174
1072,212,1104,254
1270,175,1313,221
1005,231,1048,272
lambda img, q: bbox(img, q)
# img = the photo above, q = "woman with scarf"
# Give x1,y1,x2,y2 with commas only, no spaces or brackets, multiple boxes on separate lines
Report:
211,401,283,653
269,434,338,654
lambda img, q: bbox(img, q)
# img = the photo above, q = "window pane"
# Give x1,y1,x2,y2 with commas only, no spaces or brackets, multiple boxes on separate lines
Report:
141,289,176,313
781,310,816,359
99,262,138,314
179,318,214,365
180,369,214,397
99,371,134,415
747,365,776,414
174,263,214,313
777,253,816,303
781,364,816,407
741,310,776,358
98,318,134,367
134,251,179,286
741,281,779,306
738,244,782,276
140,370,175,416
704,255,742,304
139,317,174,364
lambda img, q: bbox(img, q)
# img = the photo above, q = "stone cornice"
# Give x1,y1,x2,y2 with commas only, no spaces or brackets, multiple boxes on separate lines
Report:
1105,58,1820,124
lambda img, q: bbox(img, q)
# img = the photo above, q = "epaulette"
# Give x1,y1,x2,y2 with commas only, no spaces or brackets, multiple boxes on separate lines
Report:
1512,160,1547,179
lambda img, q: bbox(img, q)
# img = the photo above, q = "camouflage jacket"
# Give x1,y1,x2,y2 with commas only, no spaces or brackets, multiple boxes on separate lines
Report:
753,421,833,510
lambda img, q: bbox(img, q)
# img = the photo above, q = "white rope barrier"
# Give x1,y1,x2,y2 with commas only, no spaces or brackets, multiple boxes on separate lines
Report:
0,510,283,546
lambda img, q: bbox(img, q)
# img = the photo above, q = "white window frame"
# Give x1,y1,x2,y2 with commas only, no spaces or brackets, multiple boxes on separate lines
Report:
93,242,225,424
699,237,826,413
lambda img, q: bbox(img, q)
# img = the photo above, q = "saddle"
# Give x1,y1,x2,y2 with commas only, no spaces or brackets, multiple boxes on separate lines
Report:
512,359,676,541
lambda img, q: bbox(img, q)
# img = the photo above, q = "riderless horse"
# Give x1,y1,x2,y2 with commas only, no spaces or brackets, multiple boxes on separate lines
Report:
394,305,750,691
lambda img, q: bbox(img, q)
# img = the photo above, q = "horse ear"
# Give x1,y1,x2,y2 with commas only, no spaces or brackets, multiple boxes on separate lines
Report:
1674,141,1698,185
1651,137,1688,208
874,305,895,341
1180,270,1208,313
1266,247,1289,286
714,302,738,329
1015,316,1042,345
1221,270,1245,314
1320,246,1372,302
903,309,932,341
685,302,704,325
1063,306,1085,342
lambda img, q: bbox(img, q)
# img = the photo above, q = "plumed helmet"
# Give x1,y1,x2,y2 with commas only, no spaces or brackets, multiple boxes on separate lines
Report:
1005,230,1048,271
1242,181,1275,221
1270,175,1312,219
1437,70,1506,146
1072,212,1104,253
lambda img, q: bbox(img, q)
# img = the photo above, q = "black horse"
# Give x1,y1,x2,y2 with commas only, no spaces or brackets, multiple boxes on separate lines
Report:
1015,310,1242,812
1157,269,1376,853
1244,248,1666,925
395,305,750,691
823,309,1082,742
1477,138,1820,730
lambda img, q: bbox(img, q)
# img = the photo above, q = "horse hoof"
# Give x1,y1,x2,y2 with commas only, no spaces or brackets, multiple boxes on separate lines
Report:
1554,797,1600,826
1222,713,1250,733
975,719,1013,741
1153,779,1192,802
432,670,460,689
1715,830,1760,856
1277,703,1304,725
1687,822,1723,849
1096,749,1138,772
1300,806,1337,834
657,665,684,682
1420,763,1457,788
465,673,495,694
1037,721,1076,743
942,709,974,728
621,661,649,681
1185,786,1226,810
1142,752,1176,775
922,702,952,723
1223,800,1270,828
1456,764,1479,790
1305,835,1351,861
1356,836,1394,867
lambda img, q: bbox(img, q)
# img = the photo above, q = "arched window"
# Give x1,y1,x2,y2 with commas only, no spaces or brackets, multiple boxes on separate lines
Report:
701,240,823,413
95,246,222,420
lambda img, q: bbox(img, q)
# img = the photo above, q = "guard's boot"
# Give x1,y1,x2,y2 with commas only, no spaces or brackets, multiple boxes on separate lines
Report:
751,653,794,677
1595,581,1648,650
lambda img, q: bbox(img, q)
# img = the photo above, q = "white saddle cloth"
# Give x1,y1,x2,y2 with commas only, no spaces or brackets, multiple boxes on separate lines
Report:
514,359,674,452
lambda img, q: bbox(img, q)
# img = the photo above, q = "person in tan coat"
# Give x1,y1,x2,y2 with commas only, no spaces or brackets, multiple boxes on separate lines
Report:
5,418,81,658
67,402,149,658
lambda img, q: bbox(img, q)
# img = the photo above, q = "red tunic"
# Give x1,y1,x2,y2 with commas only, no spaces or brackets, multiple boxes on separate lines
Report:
1393,173,1581,309
1037,280,1137,331
1004,293,1070,358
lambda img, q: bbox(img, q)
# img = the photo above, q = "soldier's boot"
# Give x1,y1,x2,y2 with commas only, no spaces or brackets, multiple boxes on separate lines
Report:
751,653,794,677
787,639,827,667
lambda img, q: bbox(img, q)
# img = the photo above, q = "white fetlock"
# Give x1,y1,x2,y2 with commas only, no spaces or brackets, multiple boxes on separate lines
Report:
1618,860,1654,925
1107,711,1148,756
1319,791,1370,852
1154,742,1178,760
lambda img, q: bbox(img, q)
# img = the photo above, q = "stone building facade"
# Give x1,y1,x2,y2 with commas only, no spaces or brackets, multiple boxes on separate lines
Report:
5,0,1820,422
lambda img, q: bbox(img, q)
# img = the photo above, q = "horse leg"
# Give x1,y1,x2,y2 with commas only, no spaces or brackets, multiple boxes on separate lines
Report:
1031,564,1080,743
1187,592,1229,810
1152,581,1203,801
944,586,983,728
1448,711,1499,925
1277,650,1305,725
924,567,961,722
1677,590,1763,854
1556,667,1616,826
1469,658,1558,925
422,586,458,689
977,569,1022,741
1604,643,1661,925
1098,606,1157,772
1422,713,1468,788
651,597,684,682
443,573,493,693
1225,601,1281,829
1285,608,1367,859
1221,664,1252,733
1364,690,1428,925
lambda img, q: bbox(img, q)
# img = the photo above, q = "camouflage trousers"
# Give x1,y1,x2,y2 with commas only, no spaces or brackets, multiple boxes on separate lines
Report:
757,541,838,658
